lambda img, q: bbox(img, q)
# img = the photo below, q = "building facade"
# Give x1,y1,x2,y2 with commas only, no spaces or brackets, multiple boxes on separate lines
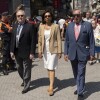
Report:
0,0,72,17
0,0,9,14
30,0,72,18
0,0,99,17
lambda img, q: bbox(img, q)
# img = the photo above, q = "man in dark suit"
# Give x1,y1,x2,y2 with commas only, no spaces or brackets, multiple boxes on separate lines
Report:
10,9,36,94
64,9,95,99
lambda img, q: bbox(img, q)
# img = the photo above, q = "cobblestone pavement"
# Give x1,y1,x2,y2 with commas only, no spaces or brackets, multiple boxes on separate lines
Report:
0,41,100,100
0,56,100,100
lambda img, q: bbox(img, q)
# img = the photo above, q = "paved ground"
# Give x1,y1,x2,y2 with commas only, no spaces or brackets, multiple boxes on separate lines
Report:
0,42,100,100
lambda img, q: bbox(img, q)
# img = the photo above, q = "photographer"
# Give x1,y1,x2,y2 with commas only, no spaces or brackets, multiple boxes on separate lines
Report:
0,12,13,75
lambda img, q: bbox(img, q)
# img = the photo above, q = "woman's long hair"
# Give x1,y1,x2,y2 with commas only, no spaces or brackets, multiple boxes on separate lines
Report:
42,10,54,24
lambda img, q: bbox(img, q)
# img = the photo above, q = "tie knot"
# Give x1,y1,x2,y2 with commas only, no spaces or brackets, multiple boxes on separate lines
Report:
18,24,22,26
76,24,79,26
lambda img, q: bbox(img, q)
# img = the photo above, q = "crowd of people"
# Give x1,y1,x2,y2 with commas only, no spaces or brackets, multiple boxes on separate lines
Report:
0,4,100,100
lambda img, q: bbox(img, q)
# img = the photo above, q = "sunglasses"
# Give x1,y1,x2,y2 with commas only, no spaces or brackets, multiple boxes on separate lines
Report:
44,15,51,18
73,14,80,17
98,20,100,22
17,15,24,17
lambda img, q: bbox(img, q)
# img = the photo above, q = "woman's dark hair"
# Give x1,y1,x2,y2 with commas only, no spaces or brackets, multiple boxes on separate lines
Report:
0,14,1,19
97,15,100,23
42,10,54,24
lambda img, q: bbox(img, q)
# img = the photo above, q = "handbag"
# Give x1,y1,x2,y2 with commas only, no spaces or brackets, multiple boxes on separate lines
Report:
94,26,100,47
94,33,100,47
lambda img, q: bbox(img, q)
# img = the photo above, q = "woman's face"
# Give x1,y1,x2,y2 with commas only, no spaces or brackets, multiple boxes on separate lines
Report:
44,12,52,23
98,18,100,24
91,20,97,28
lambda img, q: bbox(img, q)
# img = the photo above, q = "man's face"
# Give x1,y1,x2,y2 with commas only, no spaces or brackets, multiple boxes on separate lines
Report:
73,10,82,24
44,12,52,23
91,21,96,28
86,12,91,18
16,10,25,23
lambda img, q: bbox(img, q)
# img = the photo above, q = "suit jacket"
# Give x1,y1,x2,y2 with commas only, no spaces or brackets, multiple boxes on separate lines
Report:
38,23,62,54
64,21,95,61
10,21,36,58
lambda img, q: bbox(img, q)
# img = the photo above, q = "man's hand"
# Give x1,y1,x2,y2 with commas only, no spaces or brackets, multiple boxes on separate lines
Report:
90,56,95,61
64,55,69,61
29,54,34,60
38,53,42,59
10,52,15,60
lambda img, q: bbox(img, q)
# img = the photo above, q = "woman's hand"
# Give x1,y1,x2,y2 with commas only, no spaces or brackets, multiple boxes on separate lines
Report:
58,53,62,59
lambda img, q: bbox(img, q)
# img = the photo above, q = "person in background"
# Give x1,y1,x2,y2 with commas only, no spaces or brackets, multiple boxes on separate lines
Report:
6,14,16,71
58,18,65,40
0,12,12,75
64,9,95,99
38,10,62,96
84,11,92,23
35,16,42,44
65,16,71,26
91,18,100,63
63,17,71,40
0,14,2,71
0,14,1,22
92,15,97,22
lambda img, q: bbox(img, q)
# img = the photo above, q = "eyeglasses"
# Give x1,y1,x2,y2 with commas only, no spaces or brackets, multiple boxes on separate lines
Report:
44,15,51,18
17,15,24,17
73,14,80,17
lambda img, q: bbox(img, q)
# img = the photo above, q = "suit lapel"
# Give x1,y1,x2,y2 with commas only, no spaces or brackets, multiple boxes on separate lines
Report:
12,23,18,49
42,23,54,40
71,22,76,41
19,23,26,41
14,23,18,39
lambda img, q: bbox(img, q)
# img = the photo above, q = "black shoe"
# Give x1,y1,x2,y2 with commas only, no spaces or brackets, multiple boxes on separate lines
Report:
2,70,8,75
22,88,30,94
74,90,77,95
78,94,84,100
21,83,24,86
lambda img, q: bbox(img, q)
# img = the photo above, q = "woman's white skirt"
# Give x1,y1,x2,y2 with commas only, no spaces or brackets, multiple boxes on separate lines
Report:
43,51,58,70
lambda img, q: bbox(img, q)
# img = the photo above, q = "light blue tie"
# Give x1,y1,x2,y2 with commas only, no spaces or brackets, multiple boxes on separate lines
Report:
16,24,21,48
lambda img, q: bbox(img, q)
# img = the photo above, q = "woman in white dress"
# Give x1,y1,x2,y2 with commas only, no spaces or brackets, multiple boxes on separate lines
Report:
91,19,100,63
38,10,62,96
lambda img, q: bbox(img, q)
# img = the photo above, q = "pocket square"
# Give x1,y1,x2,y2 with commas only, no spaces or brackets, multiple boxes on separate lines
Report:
86,46,89,48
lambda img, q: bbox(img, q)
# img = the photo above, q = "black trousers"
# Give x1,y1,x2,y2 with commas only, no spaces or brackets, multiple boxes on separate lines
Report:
15,55,32,90
2,41,10,70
